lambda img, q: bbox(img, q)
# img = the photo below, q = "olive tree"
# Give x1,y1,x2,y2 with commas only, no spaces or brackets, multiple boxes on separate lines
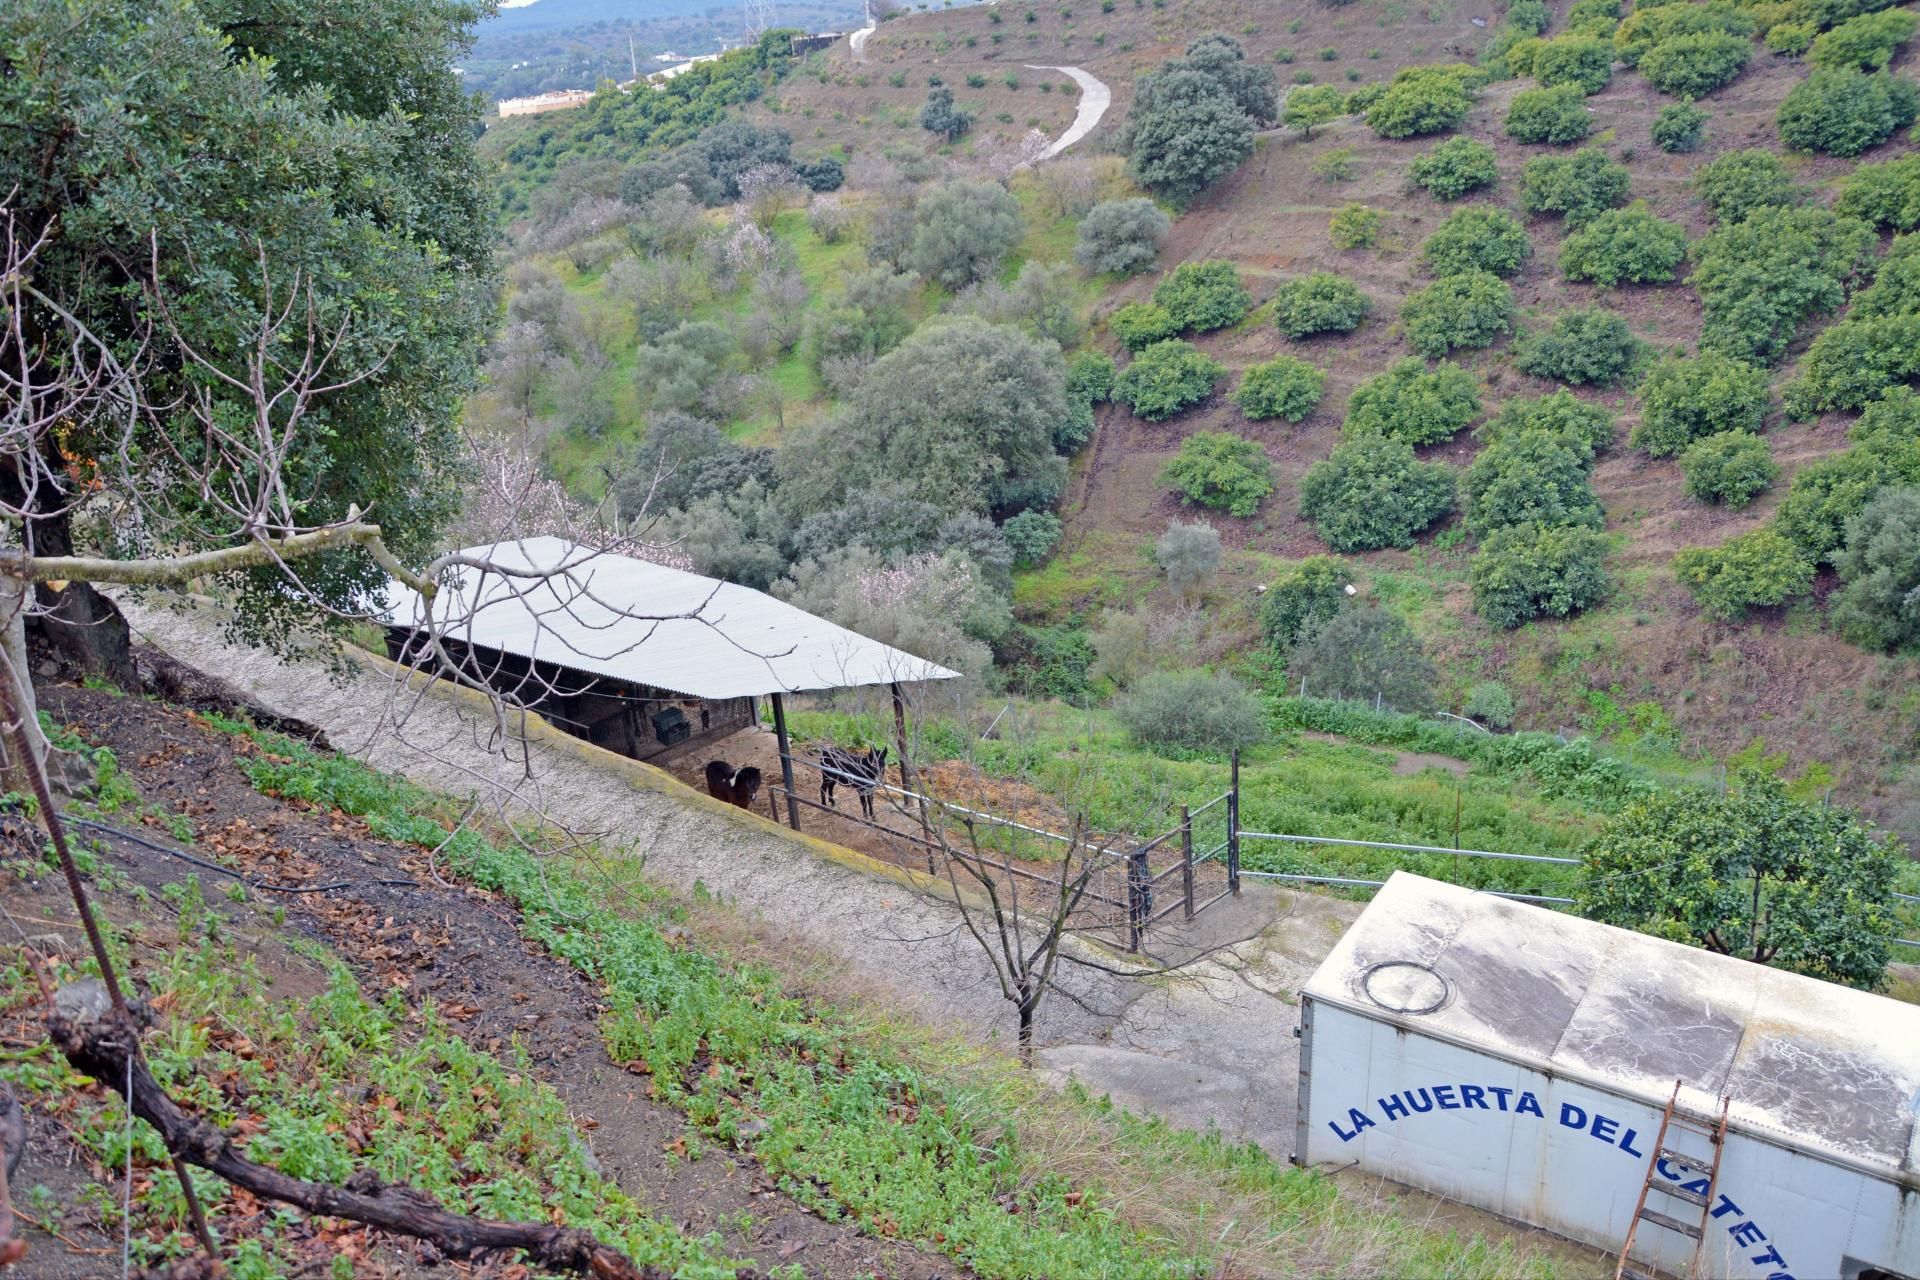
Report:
1287,604,1438,712
1831,486,1920,651
908,180,1026,289
1073,198,1172,275
1155,521,1224,595
781,318,1066,518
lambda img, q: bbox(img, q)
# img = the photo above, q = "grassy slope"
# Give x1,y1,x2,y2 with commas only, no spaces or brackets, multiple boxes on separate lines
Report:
205,713,1563,1279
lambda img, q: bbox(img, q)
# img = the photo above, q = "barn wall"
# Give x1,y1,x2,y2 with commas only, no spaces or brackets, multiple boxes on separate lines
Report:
1300,999,1918,1279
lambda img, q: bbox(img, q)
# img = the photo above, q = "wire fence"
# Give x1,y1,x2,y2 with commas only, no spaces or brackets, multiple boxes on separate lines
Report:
771,749,1238,949
771,742,1920,955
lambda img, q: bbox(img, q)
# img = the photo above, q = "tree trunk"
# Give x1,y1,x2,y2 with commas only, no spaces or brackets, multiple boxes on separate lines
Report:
1017,985,1037,1066
0,574,50,796
0,453,136,689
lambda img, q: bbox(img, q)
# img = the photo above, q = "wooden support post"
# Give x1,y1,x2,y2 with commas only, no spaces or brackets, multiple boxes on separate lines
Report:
891,682,935,872
1228,748,1241,896
1180,803,1195,921
771,692,800,831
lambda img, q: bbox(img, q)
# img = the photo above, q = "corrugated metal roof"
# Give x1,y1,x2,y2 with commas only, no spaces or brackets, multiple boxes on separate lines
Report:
375,537,961,699
1303,872,1920,1182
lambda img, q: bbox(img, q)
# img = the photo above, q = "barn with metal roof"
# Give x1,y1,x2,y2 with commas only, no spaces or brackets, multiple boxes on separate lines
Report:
375,537,959,811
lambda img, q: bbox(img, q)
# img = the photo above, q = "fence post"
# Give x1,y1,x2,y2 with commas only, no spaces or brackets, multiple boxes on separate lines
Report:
1127,848,1151,952
1180,803,1195,921
1227,748,1241,896
892,681,936,873
771,692,801,832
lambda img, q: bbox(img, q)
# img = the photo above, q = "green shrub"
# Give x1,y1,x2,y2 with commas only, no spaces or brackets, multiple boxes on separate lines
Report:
1505,84,1594,144
1366,63,1482,138
1558,202,1688,285
1003,509,1064,564
1110,300,1180,350
1470,522,1611,627
1831,486,1920,651
1116,340,1227,419
1478,388,1617,454
1694,149,1800,223
1507,0,1553,37
1408,137,1500,199
1158,429,1274,513
1808,8,1918,69
1776,389,1920,564
1056,396,1097,451
1400,270,1515,357
1651,101,1709,152
1234,356,1327,421
1767,21,1817,56
1260,555,1353,651
1834,152,1920,231
1286,605,1439,714
1631,352,1770,456
1067,349,1117,402
1504,35,1549,79
1463,681,1517,729
1776,67,1920,156
1285,84,1350,138
1271,271,1371,337
1533,36,1617,94
1115,668,1268,754
1343,83,1387,114
1690,206,1877,366
1673,528,1814,618
1153,259,1253,331
1312,145,1360,182
1783,312,1920,416
1329,202,1385,249
1851,233,1920,319
1419,207,1532,277
1680,431,1778,507
1464,427,1603,537
1520,147,1631,223
1615,2,1755,67
1299,436,1457,551
1343,357,1482,444
1513,309,1643,386
1639,32,1753,96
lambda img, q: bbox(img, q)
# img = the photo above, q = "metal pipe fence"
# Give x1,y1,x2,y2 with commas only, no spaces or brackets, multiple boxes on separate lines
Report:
774,741,1920,954
775,748,1234,948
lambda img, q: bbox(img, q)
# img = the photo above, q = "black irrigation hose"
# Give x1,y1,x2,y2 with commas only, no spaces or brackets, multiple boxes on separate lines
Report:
66,817,418,895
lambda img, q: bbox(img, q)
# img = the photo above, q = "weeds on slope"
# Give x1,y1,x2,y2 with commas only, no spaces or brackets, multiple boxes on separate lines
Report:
0,884,740,1277
206,712,1563,1279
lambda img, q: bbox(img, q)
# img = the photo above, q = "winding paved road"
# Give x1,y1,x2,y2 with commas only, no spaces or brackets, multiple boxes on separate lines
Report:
1022,64,1111,161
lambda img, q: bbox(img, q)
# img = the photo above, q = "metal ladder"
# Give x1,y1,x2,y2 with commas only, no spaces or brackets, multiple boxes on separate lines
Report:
1613,1081,1730,1280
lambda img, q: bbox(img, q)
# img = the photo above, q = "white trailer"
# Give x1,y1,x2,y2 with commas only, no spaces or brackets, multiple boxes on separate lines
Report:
1295,873,1920,1280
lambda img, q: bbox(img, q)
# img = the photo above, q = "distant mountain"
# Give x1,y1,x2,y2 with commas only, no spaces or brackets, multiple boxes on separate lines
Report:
482,0,860,37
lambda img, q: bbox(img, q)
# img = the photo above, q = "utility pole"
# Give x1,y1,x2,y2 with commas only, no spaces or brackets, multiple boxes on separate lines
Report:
628,34,638,79
744,0,776,41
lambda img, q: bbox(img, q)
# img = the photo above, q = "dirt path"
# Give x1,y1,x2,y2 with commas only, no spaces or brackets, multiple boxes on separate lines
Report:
1020,65,1110,160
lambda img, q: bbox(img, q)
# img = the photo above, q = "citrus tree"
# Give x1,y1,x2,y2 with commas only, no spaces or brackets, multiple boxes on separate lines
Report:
1578,775,1903,988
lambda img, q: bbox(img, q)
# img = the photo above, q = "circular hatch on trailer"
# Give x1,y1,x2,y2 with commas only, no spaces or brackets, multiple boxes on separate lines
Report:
1360,960,1451,1015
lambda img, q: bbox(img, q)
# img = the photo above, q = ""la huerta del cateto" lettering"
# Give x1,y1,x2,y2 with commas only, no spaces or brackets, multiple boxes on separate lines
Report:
1326,1083,1648,1155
